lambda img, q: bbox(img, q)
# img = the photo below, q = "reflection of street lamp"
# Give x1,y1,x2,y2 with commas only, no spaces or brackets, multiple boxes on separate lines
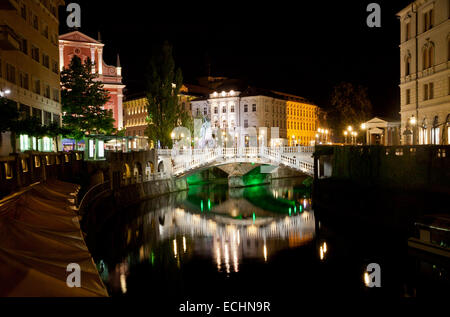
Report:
344,130,348,144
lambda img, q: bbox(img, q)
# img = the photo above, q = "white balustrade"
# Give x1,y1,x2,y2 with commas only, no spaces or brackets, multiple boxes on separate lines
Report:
158,146,315,176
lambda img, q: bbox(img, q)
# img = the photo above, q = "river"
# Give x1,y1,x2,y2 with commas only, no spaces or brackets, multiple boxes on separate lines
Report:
87,176,449,302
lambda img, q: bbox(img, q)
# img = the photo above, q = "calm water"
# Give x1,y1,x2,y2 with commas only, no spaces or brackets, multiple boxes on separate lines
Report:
88,177,449,302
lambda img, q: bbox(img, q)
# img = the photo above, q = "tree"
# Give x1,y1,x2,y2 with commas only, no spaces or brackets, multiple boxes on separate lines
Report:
61,55,114,145
0,97,20,151
329,82,373,134
145,42,191,148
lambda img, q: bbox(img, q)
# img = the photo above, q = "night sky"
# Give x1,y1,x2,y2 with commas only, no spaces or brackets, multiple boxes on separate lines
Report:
59,0,413,119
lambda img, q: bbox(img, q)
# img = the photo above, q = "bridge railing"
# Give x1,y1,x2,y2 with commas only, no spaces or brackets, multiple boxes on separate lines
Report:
166,146,315,176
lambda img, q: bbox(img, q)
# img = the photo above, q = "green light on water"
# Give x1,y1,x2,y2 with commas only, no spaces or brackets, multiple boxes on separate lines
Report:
289,208,292,216
294,206,297,214
208,199,211,210
299,204,303,213
201,200,204,212
151,252,155,265
253,212,256,224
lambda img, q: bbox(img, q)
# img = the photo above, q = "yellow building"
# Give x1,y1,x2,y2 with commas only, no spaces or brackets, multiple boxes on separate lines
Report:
286,99,318,146
123,84,205,138
0,0,65,155
123,94,148,137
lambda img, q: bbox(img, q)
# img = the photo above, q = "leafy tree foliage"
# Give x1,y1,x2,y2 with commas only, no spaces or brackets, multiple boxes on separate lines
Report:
329,82,373,135
61,55,114,141
145,42,191,148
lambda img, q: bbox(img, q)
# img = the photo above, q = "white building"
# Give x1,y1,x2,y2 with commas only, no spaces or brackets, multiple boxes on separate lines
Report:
398,0,450,145
191,85,318,146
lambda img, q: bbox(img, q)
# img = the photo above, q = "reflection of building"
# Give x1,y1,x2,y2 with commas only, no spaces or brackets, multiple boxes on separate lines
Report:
59,31,125,130
362,117,401,145
191,83,319,146
398,0,450,145
0,0,65,155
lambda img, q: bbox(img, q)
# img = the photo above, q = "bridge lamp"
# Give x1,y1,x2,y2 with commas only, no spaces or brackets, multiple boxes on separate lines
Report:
347,126,353,132
171,132,175,139
361,123,366,130
325,129,328,134
409,116,416,125
343,131,348,136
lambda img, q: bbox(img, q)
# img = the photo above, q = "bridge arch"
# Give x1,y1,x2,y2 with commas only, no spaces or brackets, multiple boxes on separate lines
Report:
158,160,165,173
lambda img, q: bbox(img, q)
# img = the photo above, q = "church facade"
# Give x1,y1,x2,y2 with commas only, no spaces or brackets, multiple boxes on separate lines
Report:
59,31,125,130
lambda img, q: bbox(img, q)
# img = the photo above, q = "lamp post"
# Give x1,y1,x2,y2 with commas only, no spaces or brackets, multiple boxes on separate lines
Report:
344,131,348,144
361,123,367,145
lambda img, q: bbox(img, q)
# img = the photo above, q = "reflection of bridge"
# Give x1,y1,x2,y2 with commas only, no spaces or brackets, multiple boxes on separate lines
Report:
158,146,315,177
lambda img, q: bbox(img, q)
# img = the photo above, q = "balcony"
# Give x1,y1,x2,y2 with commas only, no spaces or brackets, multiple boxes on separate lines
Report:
0,25,19,50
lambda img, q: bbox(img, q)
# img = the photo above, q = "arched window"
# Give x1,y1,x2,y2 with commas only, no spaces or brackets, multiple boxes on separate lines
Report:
431,115,440,144
405,55,411,76
423,48,428,69
428,45,434,67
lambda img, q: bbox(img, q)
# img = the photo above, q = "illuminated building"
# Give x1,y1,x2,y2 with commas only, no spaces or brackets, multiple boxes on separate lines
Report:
191,85,319,146
123,84,207,140
59,31,125,130
398,0,450,144
0,0,65,155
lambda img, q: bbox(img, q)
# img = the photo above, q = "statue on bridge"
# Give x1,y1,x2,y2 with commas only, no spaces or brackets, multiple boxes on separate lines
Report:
198,119,215,149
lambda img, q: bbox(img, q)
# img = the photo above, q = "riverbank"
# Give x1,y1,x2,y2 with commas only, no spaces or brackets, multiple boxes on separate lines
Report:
0,180,108,296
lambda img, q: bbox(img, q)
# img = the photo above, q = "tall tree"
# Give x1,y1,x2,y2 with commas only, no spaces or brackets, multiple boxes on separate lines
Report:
145,42,191,148
60,55,114,144
329,82,373,134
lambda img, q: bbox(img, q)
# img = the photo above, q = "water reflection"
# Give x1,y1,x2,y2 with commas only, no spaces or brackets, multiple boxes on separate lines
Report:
97,178,315,293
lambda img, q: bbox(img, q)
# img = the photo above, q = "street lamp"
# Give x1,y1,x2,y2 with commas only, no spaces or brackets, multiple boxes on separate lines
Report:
0,89,11,97
409,116,417,145
344,130,348,144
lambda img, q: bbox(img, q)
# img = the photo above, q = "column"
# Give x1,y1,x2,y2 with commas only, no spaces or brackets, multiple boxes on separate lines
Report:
90,47,96,73
59,44,64,71
98,47,103,74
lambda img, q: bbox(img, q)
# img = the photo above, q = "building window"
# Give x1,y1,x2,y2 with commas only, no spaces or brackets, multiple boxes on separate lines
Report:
244,104,248,112
230,105,235,113
429,82,434,99
43,84,50,98
33,14,39,30
424,9,434,32
405,22,411,40
42,24,48,39
244,119,248,128
33,78,41,95
19,72,29,89
6,63,16,83
20,4,27,20
42,53,49,68
405,55,411,76
252,104,256,112
203,107,207,115
406,89,410,104
52,60,58,74
214,106,218,114
31,45,40,62
20,37,28,55
222,106,226,113
44,111,51,126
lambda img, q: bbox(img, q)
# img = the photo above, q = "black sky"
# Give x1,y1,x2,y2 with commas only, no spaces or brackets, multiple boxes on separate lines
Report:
60,0,413,119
